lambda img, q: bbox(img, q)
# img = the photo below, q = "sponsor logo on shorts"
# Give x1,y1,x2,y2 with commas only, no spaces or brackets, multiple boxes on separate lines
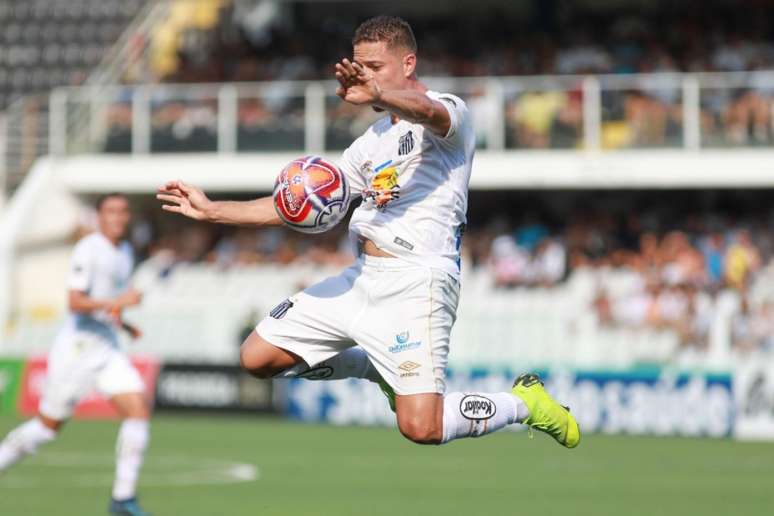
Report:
460,395,496,420
389,331,421,353
393,236,414,251
297,366,334,380
398,361,421,378
269,299,294,319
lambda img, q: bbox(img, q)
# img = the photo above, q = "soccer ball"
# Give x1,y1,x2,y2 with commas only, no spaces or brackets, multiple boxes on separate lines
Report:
273,155,350,234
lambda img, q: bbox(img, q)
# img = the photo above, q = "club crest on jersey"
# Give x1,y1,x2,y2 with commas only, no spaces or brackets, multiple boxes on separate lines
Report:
398,130,414,155
362,159,400,210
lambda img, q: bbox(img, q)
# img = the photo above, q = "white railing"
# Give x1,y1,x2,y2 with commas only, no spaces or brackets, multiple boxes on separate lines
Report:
46,70,774,157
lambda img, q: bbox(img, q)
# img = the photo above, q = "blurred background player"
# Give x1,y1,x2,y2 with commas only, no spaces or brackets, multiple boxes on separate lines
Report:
157,15,579,448
0,193,151,516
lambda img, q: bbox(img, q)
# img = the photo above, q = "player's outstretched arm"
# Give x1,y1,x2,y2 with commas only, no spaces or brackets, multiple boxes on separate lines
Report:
156,180,281,226
373,88,451,136
335,59,451,136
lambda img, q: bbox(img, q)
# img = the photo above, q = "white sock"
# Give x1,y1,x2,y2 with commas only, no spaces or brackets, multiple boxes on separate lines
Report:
275,347,382,383
112,419,149,501
441,392,529,443
0,418,57,470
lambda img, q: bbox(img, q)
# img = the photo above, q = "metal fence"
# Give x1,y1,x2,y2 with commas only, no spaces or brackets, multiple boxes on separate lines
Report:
46,70,774,159
4,70,774,195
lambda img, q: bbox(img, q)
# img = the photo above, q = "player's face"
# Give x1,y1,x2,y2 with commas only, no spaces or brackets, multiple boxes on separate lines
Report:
98,196,131,242
353,41,415,93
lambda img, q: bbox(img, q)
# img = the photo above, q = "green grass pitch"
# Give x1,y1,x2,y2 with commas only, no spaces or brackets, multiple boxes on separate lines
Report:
1,413,772,516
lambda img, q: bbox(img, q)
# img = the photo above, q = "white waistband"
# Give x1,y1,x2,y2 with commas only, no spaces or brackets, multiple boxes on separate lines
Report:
359,254,422,270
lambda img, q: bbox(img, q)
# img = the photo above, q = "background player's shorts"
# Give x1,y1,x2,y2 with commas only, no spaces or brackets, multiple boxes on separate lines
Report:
256,255,460,395
39,331,145,420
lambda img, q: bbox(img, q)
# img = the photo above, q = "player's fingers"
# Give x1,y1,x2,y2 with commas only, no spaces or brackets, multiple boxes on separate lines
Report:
156,194,183,204
156,189,184,199
161,204,183,213
341,58,358,78
352,61,367,77
336,86,346,99
335,71,348,88
175,180,192,193
335,63,353,83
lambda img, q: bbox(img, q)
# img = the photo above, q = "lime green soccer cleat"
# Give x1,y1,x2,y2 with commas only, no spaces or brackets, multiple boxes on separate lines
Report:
512,373,581,448
377,377,396,413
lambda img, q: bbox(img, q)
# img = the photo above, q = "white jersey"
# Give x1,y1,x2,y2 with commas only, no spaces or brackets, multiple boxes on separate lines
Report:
61,232,134,345
338,90,475,277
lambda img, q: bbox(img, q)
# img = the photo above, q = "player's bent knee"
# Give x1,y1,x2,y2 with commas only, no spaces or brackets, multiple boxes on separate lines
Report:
239,331,302,379
111,392,150,420
38,413,65,433
397,417,442,445
238,346,277,379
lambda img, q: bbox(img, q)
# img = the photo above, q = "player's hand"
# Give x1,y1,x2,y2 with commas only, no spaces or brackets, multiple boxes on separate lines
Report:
114,288,143,309
157,180,213,221
335,59,382,106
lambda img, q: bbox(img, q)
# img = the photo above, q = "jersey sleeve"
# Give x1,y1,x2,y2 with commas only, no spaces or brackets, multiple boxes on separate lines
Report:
336,137,368,197
433,93,469,139
67,240,94,292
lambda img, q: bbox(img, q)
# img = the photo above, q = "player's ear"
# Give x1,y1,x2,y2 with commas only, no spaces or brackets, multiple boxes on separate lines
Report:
403,53,416,78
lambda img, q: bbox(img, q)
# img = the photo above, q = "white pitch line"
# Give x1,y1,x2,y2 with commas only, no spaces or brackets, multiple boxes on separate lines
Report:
0,452,259,489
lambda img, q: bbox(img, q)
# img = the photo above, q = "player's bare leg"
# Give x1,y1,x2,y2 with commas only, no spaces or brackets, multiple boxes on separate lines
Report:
108,392,151,516
240,331,383,383
239,331,304,378
393,377,580,447
394,390,526,445
38,413,65,432
394,393,444,444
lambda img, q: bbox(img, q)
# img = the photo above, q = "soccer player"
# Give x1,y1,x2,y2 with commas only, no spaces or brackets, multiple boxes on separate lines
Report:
0,193,153,516
157,16,580,448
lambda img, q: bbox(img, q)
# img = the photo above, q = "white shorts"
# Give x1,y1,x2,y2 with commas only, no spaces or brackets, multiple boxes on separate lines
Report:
39,330,145,421
256,255,460,395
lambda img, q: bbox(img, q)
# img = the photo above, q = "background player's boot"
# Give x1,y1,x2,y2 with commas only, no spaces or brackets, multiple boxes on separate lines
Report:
376,378,396,412
512,373,580,448
109,497,151,516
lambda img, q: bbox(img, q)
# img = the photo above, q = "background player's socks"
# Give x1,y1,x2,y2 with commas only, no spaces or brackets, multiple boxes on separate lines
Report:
441,392,529,443
275,347,382,383
0,418,57,470
112,419,150,501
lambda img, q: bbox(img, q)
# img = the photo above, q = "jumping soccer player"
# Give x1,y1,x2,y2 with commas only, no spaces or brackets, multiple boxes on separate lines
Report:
0,194,153,516
157,15,580,448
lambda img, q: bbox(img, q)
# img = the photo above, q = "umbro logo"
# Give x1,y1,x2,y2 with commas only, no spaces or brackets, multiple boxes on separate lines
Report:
398,130,414,155
399,361,421,378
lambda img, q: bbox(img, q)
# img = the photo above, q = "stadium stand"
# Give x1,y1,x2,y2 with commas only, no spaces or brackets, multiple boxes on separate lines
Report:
0,0,148,110
86,0,774,155
2,0,774,372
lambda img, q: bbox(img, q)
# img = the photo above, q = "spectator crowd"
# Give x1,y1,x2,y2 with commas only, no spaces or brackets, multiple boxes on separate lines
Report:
102,0,774,152
93,190,774,357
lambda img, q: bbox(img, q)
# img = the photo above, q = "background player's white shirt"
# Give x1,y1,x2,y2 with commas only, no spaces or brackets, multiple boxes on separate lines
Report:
63,232,134,345
338,90,475,277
